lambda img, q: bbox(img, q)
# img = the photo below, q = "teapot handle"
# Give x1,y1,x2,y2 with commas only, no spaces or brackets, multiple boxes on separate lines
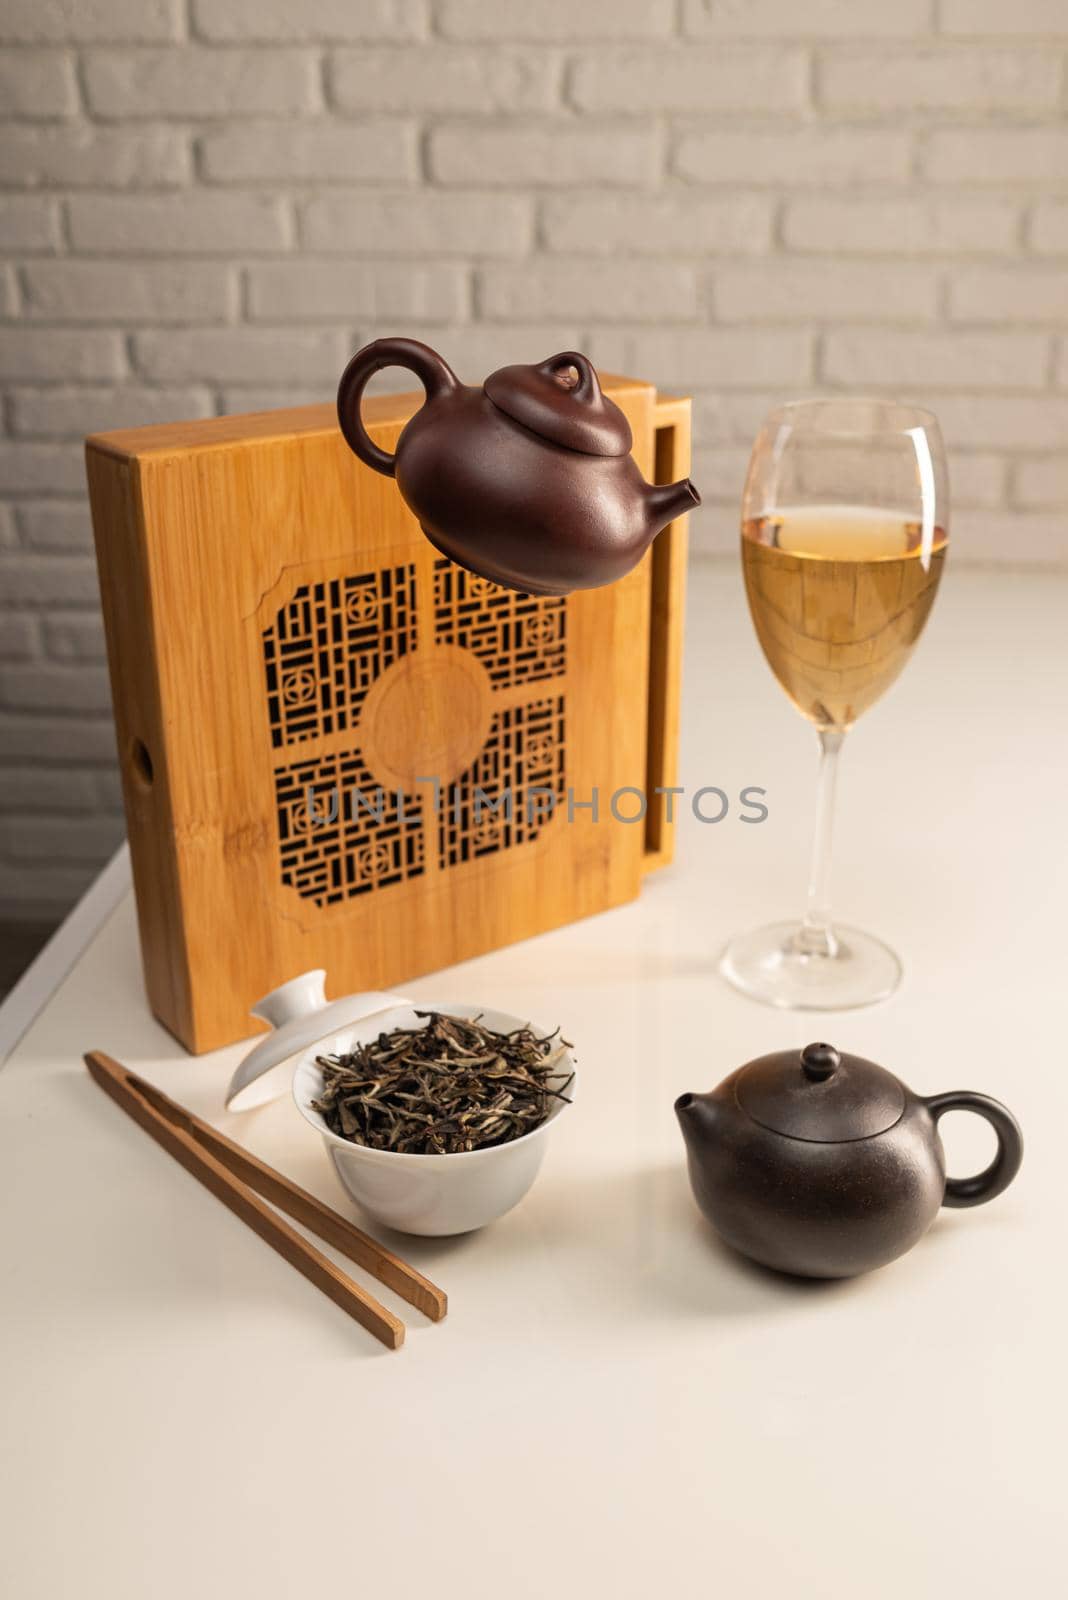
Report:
337,337,459,479
925,1091,1023,1208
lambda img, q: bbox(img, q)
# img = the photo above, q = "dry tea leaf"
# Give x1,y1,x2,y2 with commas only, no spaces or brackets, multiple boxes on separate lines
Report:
313,1011,574,1156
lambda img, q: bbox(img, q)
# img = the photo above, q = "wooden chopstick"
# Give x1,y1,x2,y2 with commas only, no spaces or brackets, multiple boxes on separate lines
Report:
128,1063,446,1322
86,1051,419,1349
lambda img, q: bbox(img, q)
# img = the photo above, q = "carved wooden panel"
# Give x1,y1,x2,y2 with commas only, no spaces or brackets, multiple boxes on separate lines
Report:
263,555,567,909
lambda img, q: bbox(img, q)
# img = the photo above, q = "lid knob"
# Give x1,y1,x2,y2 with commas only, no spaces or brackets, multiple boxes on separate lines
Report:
801,1042,840,1082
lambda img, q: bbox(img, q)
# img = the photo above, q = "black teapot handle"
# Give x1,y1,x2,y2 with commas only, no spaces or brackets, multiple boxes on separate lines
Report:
925,1091,1023,1208
337,337,459,479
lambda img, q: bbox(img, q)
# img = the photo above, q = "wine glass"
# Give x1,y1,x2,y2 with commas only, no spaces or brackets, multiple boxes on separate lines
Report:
720,398,949,1010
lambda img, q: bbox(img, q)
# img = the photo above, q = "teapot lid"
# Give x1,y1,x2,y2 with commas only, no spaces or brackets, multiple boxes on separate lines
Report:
484,351,633,458
736,1042,905,1142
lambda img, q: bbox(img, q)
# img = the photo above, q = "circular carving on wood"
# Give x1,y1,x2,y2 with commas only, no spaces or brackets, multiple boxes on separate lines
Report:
356,841,395,882
358,645,494,795
282,666,318,706
345,587,380,625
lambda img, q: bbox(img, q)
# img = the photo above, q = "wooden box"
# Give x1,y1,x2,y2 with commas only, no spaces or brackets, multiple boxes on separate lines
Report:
86,376,691,1054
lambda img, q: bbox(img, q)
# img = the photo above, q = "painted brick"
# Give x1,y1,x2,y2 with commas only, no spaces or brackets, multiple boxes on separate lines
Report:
438,0,674,40
0,1,181,44
478,262,698,322
0,615,40,660
0,863,99,914
0,813,124,863
0,555,100,606
543,193,773,257
84,49,321,119
0,330,127,383
11,387,215,440
200,121,417,183
22,261,235,323
1031,203,1068,254
0,714,116,765
68,193,291,254
134,328,347,383
682,0,932,37
783,196,1018,255
675,128,912,186
193,0,427,41
0,50,78,117
578,330,631,371
424,326,584,379
0,446,87,496
922,395,1068,451
0,768,99,812
0,505,16,550
0,197,62,253
0,124,191,188
823,330,1049,389
927,129,1068,184
247,262,468,322
946,454,1006,509
1014,458,1068,508
714,262,939,322
43,614,107,661
949,268,1068,324
690,446,753,504
952,510,1066,564
330,48,559,113
595,328,813,390
818,50,1060,112
939,0,1066,35
93,769,125,812
301,192,532,256
570,48,807,112
431,123,662,187
17,503,94,553
686,504,738,558
691,389,806,446
0,664,111,716
219,386,333,413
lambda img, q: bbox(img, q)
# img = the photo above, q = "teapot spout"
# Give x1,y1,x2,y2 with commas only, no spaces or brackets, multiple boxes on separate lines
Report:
643,477,701,540
675,1090,718,1146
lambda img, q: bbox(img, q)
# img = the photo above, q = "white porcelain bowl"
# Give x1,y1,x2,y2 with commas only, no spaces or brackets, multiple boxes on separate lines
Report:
292,1002,576,1237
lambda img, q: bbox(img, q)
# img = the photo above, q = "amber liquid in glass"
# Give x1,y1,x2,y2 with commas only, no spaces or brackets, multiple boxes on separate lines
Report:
742,505,948,729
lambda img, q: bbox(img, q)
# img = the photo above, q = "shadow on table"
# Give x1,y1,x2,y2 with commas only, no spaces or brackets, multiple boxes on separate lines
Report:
529,1158,864,1321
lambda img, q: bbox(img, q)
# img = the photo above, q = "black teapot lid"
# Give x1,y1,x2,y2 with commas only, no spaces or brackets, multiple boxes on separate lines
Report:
736,1042,905,1142
484,352,633,459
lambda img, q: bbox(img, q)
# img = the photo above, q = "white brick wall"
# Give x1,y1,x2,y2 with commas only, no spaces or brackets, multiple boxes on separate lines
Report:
1,0,1067,916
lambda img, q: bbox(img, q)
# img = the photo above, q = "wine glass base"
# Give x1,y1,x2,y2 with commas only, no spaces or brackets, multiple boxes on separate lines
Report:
719,921,902,1011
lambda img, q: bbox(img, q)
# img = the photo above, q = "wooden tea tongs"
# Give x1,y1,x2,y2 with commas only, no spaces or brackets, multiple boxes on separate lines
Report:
84,1051,447,1350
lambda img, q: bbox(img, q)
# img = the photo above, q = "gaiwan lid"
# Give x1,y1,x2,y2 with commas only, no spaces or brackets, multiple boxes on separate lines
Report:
224,971,409,1113
735,1042,906,1142
484,351,633,458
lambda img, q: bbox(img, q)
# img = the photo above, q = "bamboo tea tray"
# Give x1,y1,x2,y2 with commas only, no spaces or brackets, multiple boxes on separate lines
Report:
86,376,692,1053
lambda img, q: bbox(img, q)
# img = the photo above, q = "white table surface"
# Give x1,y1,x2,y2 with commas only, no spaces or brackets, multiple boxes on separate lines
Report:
2,563,1065,1600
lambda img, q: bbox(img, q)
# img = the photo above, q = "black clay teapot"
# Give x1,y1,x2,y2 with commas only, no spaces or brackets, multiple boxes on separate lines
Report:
337,337,700,596
676,1042,1023,1279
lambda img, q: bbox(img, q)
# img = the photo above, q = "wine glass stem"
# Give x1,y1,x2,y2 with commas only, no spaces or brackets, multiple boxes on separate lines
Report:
797,726,845,960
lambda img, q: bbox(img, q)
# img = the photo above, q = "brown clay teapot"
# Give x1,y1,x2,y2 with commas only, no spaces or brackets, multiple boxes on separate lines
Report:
337,337,700,595
676,1042,1023,1279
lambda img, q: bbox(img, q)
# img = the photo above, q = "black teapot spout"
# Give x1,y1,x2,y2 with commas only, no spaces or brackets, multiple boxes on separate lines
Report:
675,1090,718,1146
